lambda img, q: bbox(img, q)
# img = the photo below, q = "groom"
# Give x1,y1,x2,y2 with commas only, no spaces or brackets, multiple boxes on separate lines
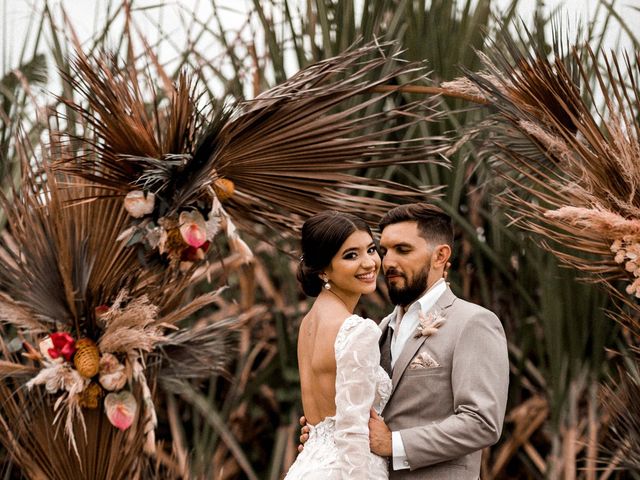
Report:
301,203,509,479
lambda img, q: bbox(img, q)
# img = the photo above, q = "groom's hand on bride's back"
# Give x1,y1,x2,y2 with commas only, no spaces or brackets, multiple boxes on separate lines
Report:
298,416,310,452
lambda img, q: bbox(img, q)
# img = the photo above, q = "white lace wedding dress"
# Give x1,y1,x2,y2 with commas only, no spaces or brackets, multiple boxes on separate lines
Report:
284,315,392,480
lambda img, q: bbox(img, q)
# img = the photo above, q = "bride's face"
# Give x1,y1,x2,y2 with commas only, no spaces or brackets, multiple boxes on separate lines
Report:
323,230,381,296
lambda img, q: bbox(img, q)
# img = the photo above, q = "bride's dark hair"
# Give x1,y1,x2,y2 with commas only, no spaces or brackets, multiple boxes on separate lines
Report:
297,211,373,297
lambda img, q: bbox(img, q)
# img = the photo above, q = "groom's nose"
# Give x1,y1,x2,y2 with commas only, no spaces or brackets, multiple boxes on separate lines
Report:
382,252,395,271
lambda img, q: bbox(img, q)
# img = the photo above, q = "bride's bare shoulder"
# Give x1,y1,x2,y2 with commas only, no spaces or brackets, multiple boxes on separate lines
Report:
303,303,354,339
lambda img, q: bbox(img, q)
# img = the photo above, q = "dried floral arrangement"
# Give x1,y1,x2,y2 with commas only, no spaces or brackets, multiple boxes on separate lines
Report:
57,43,446,274
443,41,640,324
442,35,640,470
0,142,240,475
0,41,444,478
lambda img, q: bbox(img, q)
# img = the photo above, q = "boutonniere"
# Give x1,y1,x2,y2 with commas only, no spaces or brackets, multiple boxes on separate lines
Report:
415,310,446,338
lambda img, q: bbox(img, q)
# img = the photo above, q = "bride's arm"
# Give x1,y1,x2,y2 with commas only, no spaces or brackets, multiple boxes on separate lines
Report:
333,318,381,477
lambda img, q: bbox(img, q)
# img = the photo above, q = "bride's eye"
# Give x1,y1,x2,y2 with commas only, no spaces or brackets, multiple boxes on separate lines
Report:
343,252,357,260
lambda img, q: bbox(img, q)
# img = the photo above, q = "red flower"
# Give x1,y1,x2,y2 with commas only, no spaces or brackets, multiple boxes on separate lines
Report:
48,332,76,362
181,241,210,262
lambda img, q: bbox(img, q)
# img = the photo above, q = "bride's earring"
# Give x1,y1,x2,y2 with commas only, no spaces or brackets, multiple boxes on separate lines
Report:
322,276,331,290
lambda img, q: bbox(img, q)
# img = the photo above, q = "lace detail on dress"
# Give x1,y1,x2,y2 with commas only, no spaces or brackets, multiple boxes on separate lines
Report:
374,365,392,414
285,315,391,480
334,315,391,414
334,315,364,357
284,417,341,479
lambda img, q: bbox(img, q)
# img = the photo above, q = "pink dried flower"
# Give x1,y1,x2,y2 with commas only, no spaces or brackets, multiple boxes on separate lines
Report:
179,211,207,248
105,391,137,430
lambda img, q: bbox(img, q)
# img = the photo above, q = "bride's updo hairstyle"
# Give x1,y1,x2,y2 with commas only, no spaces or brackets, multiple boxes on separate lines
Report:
297,211,373,297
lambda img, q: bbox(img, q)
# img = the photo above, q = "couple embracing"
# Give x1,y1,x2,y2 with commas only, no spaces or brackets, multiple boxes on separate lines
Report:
284,203,509,480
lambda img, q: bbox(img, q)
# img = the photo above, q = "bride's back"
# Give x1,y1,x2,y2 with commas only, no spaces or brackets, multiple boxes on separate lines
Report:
298,300,351,425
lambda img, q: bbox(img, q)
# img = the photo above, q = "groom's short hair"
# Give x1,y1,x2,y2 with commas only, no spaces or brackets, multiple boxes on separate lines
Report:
379,203,453,247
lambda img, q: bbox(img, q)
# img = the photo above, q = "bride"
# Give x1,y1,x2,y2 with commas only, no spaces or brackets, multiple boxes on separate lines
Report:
284,211,391,480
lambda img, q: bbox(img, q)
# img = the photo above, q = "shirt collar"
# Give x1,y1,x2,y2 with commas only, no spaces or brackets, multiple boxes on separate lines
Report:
388,278,447,330
416,278,447,313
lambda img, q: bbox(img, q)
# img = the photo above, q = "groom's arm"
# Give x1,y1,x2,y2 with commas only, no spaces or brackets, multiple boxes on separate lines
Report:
398,310,509,469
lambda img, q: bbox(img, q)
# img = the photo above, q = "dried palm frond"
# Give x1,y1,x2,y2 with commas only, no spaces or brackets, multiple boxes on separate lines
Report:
157,313,244,392
56,41,446,267
0,133,237,477
0,368,149,479
600,363,640,472
157,289,224,327
446,32,640,323
0,359,36,379
0,137,142,336
0,293,49,334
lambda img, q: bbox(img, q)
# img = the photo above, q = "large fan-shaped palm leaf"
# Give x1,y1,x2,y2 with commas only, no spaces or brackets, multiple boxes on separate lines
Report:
57,42,447,243
444,36,640,327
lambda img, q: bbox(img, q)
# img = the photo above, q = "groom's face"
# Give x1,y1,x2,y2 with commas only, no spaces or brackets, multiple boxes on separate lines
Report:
379,221,431,307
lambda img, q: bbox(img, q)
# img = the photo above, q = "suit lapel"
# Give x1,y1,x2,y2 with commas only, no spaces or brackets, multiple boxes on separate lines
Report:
390,286,457,390
378,310,396,342
378,310,396,376
391,327,428,389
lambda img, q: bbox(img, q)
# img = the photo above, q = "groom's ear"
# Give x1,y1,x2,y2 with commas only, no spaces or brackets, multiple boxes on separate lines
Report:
431,244,452,269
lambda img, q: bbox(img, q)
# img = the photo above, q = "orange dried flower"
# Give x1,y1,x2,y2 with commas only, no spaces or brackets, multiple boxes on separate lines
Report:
79,382,103,409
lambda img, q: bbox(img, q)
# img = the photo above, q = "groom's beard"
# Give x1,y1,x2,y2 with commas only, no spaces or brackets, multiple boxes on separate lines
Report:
385,265,429,307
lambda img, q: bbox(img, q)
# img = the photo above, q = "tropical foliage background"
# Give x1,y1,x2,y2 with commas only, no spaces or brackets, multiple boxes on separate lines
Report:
1,0,639,478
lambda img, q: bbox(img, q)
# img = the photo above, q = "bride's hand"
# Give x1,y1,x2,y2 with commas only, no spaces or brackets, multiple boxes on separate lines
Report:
298,416,310,452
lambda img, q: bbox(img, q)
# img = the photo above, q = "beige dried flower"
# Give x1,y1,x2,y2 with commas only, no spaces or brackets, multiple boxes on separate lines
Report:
99,353,127,391
611,239,623,252
626,278,640,297
124,190,155,218
415,310,446,339
38,336,63,364
545,207,640,239
610,238,640,296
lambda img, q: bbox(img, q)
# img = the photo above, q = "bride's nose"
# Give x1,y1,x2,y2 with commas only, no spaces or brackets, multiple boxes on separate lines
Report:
362,255,377,269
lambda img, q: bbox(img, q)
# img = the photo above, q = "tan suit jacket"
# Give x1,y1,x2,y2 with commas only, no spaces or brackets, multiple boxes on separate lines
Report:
379,287,509,480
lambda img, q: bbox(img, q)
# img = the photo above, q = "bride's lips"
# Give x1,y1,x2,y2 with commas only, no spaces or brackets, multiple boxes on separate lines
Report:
356,271,377,283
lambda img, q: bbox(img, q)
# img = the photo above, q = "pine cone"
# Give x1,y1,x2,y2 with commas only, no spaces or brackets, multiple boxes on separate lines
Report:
74,338,100,378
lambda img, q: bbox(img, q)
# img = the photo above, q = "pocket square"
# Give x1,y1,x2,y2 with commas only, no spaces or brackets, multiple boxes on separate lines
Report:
409,351,440,369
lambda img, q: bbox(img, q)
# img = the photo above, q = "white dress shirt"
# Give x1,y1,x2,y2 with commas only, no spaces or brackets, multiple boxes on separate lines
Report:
387,278,447,470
